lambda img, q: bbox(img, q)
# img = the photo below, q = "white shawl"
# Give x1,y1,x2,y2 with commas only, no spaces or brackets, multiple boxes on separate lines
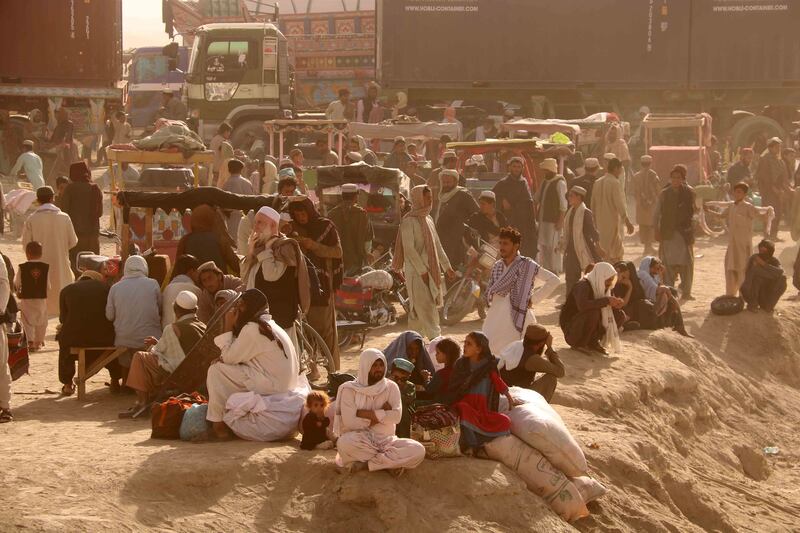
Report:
585,262,621,353
566,202,594,268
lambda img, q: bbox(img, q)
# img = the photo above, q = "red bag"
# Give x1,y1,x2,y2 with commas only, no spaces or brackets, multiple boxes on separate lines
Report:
150,392,207,439
335,278,372,311
7,322,28,382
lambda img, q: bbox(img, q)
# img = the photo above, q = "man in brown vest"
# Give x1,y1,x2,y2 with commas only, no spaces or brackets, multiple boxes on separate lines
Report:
120,291,207,417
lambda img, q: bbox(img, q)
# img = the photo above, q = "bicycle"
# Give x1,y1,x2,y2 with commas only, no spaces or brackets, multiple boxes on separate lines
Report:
295,312,335,391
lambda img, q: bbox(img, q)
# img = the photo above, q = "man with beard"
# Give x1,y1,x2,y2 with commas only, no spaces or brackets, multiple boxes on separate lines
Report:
467,191,508,246
429,150,463,216
534,158,567,272
287,197,343,370
196,261,242,323
493,157,537,259
482,227,559,355
334,348,426,474
242,206,310,352
436,169,479,268
567,157,601,207
728,148,754,188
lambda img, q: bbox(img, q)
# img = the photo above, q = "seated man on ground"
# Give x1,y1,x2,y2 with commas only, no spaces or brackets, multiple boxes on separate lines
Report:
196,261,242,323
206,289,299,440
122,291,206,415
637,257,691,336
559,262,623,355
497,324,565,403
334,349,426,474
741,239,787,313
387,358,417,439
57,271,118,396
106,256,163,386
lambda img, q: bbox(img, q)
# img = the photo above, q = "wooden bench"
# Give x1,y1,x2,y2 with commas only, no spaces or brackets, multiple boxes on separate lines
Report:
70,346,127,400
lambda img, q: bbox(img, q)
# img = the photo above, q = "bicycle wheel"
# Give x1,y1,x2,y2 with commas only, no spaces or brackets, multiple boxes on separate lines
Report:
298,321,335,390
440,278,477,326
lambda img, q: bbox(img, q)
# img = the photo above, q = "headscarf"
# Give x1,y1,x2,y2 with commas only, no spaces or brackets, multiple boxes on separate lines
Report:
123,255,148,279
190,204,216,232
637,256,661,302
448,332,500,407
343,349,389,395
383,331,435,378
232,289,287,358
585,262,620,352
392,186,439,280
69,161,91,183
614,261,645,302
262,160,278,194
288,196,343,290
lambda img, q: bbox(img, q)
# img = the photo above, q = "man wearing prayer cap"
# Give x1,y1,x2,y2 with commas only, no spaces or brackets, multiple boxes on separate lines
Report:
563,185,602,295
568,157,601,206
206,288,302,439
430,148,465,216
631,154,662,254
493,155,538,258
388,357,416,438
345,151,364,164
121,290,207,416
9,139,44,190
436,166,479,268
534,158,567,271
22,185,78,314
241,202,310,355
756,136,790,240
497,324,564,402
468,189,508,246
334,349,426,473
328,183,373,275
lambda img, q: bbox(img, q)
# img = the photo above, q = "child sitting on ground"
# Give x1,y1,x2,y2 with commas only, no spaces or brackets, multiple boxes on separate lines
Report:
300,391,334,450
419,337,461,404
15,241,49,351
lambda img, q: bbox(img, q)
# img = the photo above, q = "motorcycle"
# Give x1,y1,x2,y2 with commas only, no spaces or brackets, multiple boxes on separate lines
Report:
440,226,498,326
335,257,408,349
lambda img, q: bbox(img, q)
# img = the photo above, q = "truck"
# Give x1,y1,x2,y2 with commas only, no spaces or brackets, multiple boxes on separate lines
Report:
376,0,800,149
127,46,190,132
0,0,124,174
184,22,293,146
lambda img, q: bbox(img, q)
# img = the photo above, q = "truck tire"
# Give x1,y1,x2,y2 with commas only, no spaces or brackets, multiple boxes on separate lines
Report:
729,116,785,152
230,120,267,151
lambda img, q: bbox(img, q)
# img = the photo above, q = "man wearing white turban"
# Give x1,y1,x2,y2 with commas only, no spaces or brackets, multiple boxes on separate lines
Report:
334,348,426,473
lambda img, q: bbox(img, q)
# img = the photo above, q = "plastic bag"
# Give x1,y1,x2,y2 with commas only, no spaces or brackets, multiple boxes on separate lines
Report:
179,403,210,441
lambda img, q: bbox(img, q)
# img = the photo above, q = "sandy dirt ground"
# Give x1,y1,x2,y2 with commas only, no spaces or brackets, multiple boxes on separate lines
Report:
2,193,800,532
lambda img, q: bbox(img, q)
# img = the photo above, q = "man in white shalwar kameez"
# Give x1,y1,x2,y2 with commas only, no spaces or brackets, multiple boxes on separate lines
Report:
392,186,453,340
206,288,299,439
335,349,426,473
483,227,560,355
707,182,774,296
591,158,634,264
22,186,78,315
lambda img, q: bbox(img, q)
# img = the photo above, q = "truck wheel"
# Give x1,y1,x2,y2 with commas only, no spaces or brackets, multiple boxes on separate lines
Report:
729,116,785,152
230,120,267,151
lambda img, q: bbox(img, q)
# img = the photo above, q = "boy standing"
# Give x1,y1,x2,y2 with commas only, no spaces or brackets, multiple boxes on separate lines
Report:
15,241,50,350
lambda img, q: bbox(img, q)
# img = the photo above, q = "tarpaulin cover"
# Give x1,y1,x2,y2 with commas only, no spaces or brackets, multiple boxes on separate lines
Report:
117,187,284,218
348,121,461,140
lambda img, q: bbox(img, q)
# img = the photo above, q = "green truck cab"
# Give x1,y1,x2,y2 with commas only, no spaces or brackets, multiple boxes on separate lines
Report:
186,23,292,146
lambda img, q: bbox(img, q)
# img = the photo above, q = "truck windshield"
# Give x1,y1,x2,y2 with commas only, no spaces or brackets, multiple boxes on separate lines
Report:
131,54,169,84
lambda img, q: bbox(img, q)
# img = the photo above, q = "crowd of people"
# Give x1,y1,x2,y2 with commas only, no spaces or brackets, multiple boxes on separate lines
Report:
0,100,794,486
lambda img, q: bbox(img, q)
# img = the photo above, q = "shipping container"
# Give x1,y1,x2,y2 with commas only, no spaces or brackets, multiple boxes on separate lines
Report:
377,0,692,90
0,0,122,86
690,0,800,88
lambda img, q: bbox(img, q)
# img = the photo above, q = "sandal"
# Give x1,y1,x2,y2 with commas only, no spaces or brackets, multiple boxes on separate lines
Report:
118,404,143,419
0,408,13,423
61,384,75,396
